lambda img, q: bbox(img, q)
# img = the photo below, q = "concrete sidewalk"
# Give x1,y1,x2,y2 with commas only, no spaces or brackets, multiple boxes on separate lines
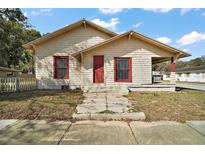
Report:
177,83,205,91
0,120,205,144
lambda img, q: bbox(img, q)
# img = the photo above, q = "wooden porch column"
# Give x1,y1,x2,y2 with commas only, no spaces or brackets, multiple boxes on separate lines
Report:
170,57,176,84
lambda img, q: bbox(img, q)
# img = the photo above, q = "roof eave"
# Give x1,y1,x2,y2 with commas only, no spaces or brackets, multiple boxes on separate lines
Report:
72,30,191,58
72,31,133,57
131,32,191,58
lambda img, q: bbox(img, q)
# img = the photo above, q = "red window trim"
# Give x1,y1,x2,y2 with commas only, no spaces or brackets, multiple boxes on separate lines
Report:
53,56,69,79
114,57,132,82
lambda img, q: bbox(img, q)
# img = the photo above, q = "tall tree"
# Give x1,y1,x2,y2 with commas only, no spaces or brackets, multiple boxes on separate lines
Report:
0,8,41,70
0,8,27,23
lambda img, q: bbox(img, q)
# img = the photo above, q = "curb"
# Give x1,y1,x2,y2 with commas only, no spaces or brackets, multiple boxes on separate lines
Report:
186,121,205,136
72,112,146,121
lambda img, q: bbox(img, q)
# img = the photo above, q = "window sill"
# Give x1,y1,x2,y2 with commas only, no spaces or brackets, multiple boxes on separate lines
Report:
115,80,132,83
53,78,69,80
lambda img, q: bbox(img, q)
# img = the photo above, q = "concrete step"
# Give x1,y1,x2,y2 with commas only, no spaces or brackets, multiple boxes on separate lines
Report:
83,86,129,94
129,85,175,92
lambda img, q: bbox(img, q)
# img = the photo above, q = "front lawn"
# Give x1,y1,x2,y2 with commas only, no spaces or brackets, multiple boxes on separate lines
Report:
0,90,84,121
127,90,205,122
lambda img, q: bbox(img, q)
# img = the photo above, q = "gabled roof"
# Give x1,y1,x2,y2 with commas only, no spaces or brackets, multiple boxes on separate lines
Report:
72,31,191,59
23,19,117,49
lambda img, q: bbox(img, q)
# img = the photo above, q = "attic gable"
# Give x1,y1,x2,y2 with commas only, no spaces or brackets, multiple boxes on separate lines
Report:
23,19,117,49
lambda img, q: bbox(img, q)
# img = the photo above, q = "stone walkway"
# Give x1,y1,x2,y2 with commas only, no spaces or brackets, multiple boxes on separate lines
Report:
73,92,145,120
77,92,131,114
0,120,205,144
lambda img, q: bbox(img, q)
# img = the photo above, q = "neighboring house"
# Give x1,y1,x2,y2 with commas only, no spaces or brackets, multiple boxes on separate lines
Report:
23,19,190,92
176,65,205,82
163,65,205,83
0,66,21,77
163,72,171,81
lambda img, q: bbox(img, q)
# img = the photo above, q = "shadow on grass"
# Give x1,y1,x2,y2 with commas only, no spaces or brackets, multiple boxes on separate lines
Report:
0,89,84,121
0,120,69,144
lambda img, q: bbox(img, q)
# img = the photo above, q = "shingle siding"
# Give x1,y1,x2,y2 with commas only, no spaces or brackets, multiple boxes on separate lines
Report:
35,25,111,89
82,36,173,89
35,25,174,90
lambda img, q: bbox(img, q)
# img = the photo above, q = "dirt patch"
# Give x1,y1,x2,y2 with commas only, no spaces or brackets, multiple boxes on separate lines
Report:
126,90,205,122
0,90,84,121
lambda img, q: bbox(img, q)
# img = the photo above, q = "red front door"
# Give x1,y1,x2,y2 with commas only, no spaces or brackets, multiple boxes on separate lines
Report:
93,55,104,83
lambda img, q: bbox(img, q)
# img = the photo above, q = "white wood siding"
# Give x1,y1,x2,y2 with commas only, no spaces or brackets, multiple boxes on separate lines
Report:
35,25,111,89
82,36,173,89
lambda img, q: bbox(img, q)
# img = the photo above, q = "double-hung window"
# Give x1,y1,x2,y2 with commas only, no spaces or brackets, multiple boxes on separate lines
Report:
114,57,132,82
53,56,69,79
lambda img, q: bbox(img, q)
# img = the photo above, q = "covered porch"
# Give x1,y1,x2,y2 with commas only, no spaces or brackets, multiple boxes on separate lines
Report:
73,54,178,92
71,31,190,92
128,56,177,92
152,56,176,84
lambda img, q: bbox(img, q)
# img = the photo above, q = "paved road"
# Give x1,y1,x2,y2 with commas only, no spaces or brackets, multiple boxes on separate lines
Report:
0,120,205,144
176,83,205,91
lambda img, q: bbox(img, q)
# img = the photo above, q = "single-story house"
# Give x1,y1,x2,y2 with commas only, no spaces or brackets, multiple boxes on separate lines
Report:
164,65,205,83
23,19,190,92
0,66,21,77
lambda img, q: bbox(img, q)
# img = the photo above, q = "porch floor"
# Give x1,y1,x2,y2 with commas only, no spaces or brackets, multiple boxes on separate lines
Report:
128,83,176,92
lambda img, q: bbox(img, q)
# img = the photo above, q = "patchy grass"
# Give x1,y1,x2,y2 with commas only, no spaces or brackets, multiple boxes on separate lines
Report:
126,90,205,122
0,90,84,121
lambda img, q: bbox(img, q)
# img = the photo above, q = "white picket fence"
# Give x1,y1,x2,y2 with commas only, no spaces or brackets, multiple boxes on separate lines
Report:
0,77,37,93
